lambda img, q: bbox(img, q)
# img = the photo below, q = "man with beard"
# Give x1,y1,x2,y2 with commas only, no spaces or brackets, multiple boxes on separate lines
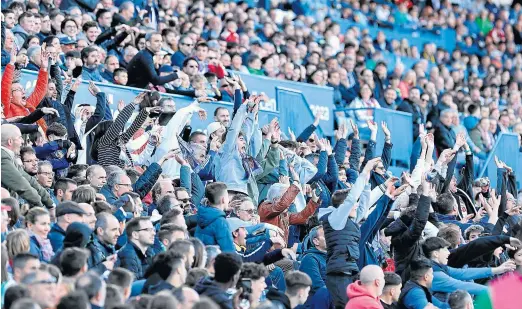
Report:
87,212,120,273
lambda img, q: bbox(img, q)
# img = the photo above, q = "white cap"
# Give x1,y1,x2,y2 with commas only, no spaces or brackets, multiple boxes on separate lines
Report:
206,122,224,136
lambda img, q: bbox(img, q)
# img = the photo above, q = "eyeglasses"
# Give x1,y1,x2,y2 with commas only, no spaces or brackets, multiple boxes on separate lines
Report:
38,171,54,177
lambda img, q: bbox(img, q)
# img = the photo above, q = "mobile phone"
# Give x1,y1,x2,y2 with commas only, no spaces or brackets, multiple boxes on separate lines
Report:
311,183,322,196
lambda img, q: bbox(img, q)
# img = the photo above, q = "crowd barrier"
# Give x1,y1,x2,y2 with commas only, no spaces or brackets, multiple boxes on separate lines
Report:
233,72,335,135
479,133,522,190
275,87,325,139
18,70,279,131
335,107,413,175
334,18,457,53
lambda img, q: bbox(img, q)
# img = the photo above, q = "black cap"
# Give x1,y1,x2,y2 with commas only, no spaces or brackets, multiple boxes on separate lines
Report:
56,201,87,217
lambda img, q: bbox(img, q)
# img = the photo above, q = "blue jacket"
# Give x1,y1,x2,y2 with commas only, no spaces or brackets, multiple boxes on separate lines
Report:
171,50,188,68
194,277,233,309
99,186,118,205
28,236,46,262
86,235,118,274
117,241,154,280
81,66,106,82
399,280,449,309
299,248,327,295
48,223,66,252
431,262,491,302
195,205,235,252
214,103,250,195
358,195,392,269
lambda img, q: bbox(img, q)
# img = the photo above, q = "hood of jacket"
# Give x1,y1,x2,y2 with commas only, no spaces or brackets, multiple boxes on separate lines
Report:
197,205,226,229
63,222,92,248
266,287,291,309
436,213,457,222
384,217,408,237
346,281,380,303
302,247,327,259
12,25,29,36
193,277,231,304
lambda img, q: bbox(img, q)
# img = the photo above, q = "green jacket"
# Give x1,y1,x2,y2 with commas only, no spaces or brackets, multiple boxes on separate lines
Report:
1,148,54,208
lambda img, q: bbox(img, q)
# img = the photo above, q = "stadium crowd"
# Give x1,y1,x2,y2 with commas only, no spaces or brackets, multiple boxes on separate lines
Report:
1,0,522,309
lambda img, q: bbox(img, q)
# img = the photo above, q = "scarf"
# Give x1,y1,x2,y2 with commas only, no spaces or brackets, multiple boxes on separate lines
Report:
28,230,54,262
240,152,263,179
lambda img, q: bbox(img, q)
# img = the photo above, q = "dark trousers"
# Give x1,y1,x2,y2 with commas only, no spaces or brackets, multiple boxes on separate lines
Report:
326,273,355,309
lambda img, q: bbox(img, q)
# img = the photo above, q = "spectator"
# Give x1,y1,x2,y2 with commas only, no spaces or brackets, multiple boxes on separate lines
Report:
1,125,54,208
448,290,473,309
127,33,180,88
20,269,58,309
398,258,446,309
25,207,53,263
194,252,242,309
87,213,120,273
59,247,89,278
48,201,86,251
195,182,234,252
345,265,385,309
266,271,312,309
75,271,107,309
380,272,402,309
117,217,155,280
299,225,327,296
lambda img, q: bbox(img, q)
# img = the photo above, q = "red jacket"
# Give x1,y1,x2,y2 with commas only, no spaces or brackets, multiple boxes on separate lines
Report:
258,184,318,242
2,64,48,131
345,281,383,309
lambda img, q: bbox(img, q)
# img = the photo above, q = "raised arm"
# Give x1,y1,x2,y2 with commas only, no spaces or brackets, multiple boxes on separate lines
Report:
260,183,300,217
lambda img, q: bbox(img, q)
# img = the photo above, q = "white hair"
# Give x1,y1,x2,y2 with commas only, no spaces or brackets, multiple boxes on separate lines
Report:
266,183,290,203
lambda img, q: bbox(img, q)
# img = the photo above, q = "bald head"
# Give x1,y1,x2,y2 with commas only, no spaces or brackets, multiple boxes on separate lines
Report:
1,187,10,198
359,265,384,285
358,265,385,297
1,124,23,154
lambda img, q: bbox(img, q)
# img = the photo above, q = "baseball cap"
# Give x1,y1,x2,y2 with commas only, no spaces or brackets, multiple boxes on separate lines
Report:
56,202,87,217
206,122,225,136
227,217,252,232
59,37,77,45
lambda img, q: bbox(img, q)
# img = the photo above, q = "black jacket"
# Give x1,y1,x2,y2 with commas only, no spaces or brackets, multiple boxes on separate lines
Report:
320,210,360,276
433,123,456,155
117,241,154,280
127,48,179,88
86,235,117,274
194,277,233,309
266,288,291,309
385,194,430,280
448,235,511,268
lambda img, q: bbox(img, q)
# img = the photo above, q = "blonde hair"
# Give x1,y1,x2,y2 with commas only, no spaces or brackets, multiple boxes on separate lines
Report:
6,229,30,260
24,207,49,226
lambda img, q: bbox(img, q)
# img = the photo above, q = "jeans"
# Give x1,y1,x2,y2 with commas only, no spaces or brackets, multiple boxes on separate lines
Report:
269,266,286,292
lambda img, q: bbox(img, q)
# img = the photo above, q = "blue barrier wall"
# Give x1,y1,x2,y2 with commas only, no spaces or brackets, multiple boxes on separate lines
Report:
275,87,324,139
18,70,279,130
334,18,457,53
234,72,335,135
479,133,522,190
335,108,412,174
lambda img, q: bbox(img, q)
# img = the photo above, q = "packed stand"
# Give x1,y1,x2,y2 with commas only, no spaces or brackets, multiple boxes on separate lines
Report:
2,0,522,309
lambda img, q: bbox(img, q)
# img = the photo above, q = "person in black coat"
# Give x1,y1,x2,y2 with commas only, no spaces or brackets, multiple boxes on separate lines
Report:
384,181,432,282
434,109,457,155
127,32,180,89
